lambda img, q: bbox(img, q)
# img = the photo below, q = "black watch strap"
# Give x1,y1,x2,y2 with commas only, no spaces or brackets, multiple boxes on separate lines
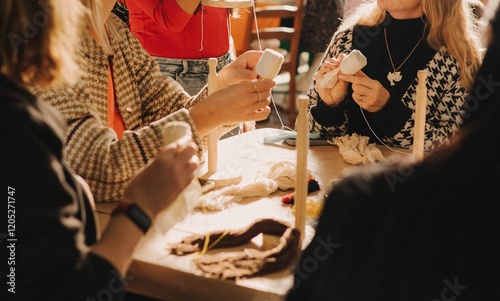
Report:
111,202,152,233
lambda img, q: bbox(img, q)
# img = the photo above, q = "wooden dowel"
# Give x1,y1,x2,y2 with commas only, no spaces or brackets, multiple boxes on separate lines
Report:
295,95,309,244
413,70,428,160
207,58,219,173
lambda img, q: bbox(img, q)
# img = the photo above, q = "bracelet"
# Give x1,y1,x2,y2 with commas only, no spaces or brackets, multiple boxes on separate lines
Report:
111,202,152,233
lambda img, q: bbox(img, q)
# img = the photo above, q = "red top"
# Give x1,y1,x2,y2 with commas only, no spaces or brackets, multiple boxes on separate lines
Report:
126,0,231,59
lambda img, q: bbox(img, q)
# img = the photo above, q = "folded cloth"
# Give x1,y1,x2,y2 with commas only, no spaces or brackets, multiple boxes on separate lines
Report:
333,133,386,165
196,161,311,211
168,219,301,279
319,67,340,88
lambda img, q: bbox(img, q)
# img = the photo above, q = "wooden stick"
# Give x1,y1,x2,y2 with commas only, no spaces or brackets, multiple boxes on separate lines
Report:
200,58,242,187
294,95,309,244
207,58,219,173
413,70,428,160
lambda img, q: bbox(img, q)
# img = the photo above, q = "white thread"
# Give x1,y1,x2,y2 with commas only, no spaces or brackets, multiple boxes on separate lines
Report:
252,2,262,51
251,1,291,131
359,106,409,155
200,5,205,51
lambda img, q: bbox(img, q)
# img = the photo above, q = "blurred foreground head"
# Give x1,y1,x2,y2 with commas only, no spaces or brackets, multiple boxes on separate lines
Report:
0,0,85,88
287,2,500,301
462,0,500,127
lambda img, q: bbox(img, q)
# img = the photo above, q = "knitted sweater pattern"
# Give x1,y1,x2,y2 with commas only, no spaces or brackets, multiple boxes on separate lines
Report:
35,15,206,202
307,28,470,151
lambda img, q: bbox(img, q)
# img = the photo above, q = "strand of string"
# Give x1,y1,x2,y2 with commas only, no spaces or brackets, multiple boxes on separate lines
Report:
200,5,205,51
251,1,293,132
359,106,412,155
198,230,231,255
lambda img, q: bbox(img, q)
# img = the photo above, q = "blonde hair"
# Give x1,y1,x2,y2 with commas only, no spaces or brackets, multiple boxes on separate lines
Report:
339,0,483,90
0,0,85,88
82,0,122,55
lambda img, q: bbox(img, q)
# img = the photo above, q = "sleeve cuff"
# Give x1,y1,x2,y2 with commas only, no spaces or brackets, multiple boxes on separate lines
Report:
369,97,412,136
311,99,348,127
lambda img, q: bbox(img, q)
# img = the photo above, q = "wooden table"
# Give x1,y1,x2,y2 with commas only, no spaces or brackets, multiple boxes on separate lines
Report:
96,128,408,300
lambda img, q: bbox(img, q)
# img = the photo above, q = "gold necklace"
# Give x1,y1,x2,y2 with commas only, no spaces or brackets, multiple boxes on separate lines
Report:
384,27,424,86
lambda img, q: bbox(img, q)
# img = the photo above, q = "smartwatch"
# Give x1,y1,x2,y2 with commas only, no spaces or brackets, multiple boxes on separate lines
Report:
111,202,152,233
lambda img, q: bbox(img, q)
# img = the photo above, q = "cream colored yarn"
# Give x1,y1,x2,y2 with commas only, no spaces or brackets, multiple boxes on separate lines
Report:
333,133,386,165
196,161,311,211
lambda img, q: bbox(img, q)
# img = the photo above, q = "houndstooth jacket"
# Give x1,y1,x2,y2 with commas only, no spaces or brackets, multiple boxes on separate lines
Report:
34,14,206,202
307,27,470,151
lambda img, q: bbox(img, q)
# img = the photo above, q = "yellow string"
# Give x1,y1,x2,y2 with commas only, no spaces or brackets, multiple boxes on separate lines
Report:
200,233,210,255
198,230,231,255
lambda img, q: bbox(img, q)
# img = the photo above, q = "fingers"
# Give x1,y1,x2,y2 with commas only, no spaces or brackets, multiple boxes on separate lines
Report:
123,136,200,218
341,73,370,99
322,54,346,71
352,91,367,106
163,136,198,163
248,79,274,103
250,79,275,92
234,50,263,70
350,79,391,113
238,80,273,121
218,51,264,88
160,137,199,188
316,59,337,79
253,106,272,121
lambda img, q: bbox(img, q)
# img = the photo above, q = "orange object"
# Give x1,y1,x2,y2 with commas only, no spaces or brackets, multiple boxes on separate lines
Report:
107,58,126,139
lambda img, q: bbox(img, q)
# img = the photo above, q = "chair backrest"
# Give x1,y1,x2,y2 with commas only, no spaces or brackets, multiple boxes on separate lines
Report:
243,0,306,116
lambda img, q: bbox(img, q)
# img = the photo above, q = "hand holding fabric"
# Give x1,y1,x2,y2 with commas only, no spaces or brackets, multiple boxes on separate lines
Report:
314,55,349,106
123,135,199,219
217,50,264,90
190,78,275,135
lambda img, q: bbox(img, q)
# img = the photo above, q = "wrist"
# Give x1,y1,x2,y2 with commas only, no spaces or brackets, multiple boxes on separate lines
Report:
321,97,341,108
327,91,347,107
111,201,152,234
189,104,219,136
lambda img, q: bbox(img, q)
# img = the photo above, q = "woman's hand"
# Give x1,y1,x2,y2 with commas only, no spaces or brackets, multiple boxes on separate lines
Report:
123,135,199,219
217,50,263,89
314,54,349,106
340,71,391,113
91,135,198,275
190,79,275,135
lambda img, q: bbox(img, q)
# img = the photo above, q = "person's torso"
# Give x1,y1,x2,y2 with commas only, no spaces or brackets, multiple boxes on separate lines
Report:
127,2,230,59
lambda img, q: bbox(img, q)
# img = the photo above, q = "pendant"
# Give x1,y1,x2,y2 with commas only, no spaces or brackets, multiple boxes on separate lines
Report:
387,71,402,86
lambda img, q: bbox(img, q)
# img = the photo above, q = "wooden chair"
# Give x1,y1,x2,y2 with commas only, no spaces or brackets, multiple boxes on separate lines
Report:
243,0,305,117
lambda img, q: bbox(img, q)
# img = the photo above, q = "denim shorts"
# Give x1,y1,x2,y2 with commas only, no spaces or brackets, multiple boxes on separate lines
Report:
153,53,233,96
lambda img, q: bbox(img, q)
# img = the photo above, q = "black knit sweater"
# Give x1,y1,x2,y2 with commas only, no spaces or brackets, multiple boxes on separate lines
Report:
312,13,437,143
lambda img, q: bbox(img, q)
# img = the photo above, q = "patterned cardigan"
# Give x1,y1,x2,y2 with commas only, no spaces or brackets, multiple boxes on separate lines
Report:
34,15,207,202
307,28,470,151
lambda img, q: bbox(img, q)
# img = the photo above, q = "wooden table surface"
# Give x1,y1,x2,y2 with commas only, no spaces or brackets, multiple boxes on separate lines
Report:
96,128,409,301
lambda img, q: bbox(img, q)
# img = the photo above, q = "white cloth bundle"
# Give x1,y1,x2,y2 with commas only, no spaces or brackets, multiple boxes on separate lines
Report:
333,133,386,165
156,122,202,234
255,48,285,79
319,50,367,88
196,161,311,211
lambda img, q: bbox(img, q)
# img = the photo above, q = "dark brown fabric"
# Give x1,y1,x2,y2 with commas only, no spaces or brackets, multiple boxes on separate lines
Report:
169,219,301,279
300,0,343,55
